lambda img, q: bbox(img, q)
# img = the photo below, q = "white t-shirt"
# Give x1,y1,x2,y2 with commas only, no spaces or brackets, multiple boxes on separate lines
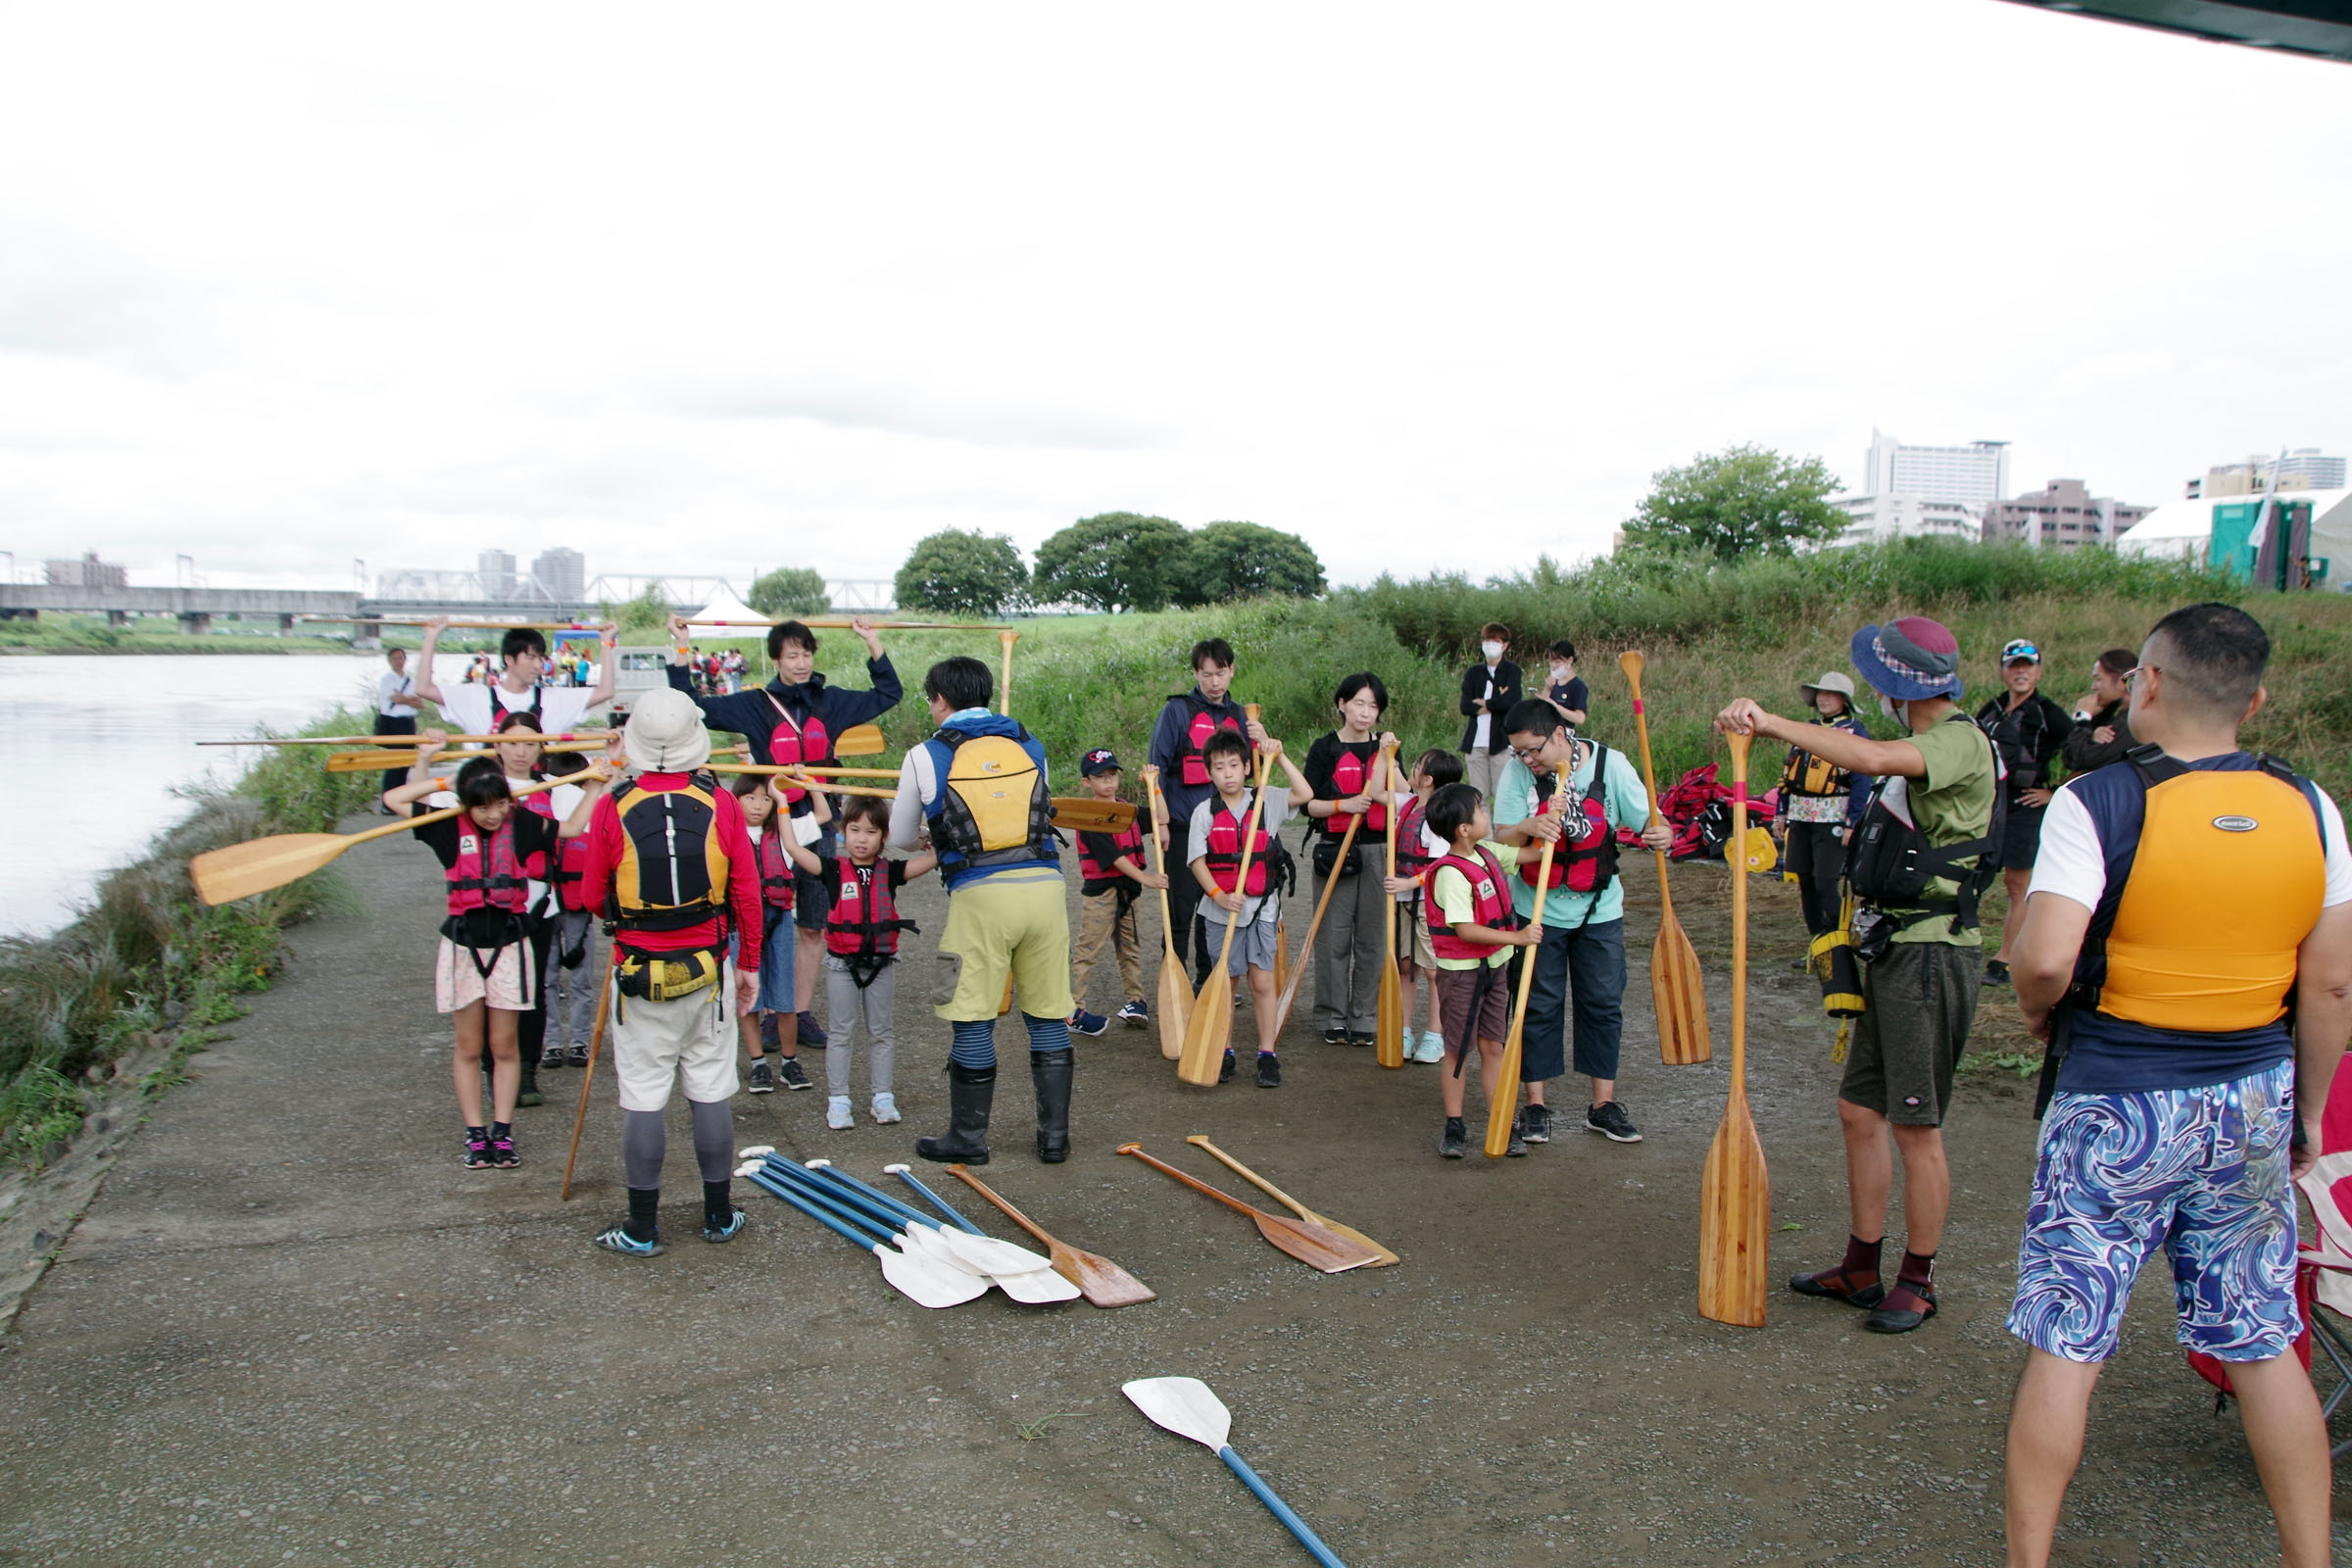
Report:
437,682,595,738
2030,770,2352,912
1471,667,1497,752
376,668,419,717
1187,788,1292,928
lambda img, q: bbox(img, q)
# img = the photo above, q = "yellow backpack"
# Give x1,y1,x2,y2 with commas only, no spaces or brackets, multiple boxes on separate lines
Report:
929,728,1055,869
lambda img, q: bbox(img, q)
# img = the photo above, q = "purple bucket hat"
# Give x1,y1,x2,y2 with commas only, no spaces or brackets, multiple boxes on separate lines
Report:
1849,616,1965,702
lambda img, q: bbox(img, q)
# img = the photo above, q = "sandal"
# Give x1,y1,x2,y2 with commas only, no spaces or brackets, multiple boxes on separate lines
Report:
1865,1280,1937,1334
1788,1265,1886,1309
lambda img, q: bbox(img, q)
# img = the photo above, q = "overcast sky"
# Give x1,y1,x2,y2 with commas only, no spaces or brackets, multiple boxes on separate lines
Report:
1,1,2345,596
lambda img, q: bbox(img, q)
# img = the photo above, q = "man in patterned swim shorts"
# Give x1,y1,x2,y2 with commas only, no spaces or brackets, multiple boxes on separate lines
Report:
2003,603,2352,1568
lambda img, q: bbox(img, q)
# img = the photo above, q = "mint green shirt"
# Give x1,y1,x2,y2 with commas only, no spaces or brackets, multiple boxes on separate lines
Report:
1491,741,1650,929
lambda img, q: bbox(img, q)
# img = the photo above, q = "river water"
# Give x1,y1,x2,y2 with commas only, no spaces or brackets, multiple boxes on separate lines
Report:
0,654,498,939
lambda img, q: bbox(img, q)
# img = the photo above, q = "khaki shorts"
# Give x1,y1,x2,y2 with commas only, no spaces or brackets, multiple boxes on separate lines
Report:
931,869,1076,1023
612,961,739,1111
1401,900,1437,970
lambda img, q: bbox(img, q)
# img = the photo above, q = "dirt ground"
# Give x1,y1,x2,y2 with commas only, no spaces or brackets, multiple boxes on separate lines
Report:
0,821,2342,1567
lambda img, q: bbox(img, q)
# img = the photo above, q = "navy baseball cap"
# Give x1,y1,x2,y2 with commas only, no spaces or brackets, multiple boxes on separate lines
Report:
1081,748,1122,776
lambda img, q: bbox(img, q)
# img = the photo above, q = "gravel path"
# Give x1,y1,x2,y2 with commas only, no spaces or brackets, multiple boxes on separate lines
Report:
0,821,2336,1565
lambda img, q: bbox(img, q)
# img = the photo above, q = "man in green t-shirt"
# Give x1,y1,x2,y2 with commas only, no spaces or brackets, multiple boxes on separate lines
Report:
1717,614,1996,1337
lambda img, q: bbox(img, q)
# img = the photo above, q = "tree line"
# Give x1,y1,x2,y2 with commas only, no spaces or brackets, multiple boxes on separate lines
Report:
890,514,1327,618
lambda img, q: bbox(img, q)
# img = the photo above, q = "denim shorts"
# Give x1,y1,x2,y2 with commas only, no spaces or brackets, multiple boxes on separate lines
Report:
2007,1058,2300,1364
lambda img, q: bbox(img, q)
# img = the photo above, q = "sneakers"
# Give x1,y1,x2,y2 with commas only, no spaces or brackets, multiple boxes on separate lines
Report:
594,1223,664,1258
870,1092,902,1125
826,1096,855,1131
704,1208,748,1244
489,1131,519,1168
1984,958,2011,986
1518,1103,1553,1145
1255,1053,1282,1089
462,1130,493,1169
1218,1049,1237,1084
567,1042,590,1067
1322,1026,1349,1046
1117,1000,1149,1028
1586,1102,1643,1143
776,1057,812,1092
539,1046,567,1071
1069,1008,1110,1037
1505,1122,1528,1157
1439,1118,1466,1158
746,1059,776,1095
1347,1031,1375,1049
1414,1031,1446,1064
796,1011,829,1049
514,1082,544,1108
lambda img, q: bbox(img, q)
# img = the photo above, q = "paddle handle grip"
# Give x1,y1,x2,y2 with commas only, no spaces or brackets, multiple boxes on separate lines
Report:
748,1168,889,1250
891,1168,985,1235
1219,1446,1348,1568
1119,1144,1267,1222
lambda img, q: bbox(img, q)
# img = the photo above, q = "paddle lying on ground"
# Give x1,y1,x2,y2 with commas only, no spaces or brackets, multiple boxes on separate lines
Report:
1176,723,1274,1087
1122,1377,1348,1568
1698,730,1769,1329
199,731,619,748
1117,1143,1381,1273
1619,650,1712,1066
947,1163,1158,1307
879,1162,1086,1305
740,1164,985,1308
1485,760,1564,1158
1269,808,1360,1037
189,775,570,906
560,966,613,1201
1185,1135,1398,1267
1375,741,1405,1069
788,1160,1076,1302
1144,766,1195,1061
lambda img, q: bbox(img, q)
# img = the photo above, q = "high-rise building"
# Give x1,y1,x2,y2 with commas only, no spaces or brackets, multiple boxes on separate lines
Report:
477,549,517,598
531,548,585,601
2189,449,2347,499
1983,478,2151,550
44,551,127,587
1862,430,2012,509
1828,494,1983,544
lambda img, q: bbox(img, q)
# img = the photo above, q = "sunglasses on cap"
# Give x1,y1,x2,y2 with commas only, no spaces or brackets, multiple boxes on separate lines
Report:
2001,640,2041,664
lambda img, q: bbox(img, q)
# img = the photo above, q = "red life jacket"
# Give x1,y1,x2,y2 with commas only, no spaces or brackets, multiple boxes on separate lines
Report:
753,827,798,911
445,815,531,919
1173,692,1244,789
514,785,556,890
826,857,913,960
1078,819,1148,885
1321,740,1389,834
763,693,833,805
488,684,545,726
1427,846,1518,962
1520,746,1620,896
1395,796,1434,883
551,831,591,912
1203,798,1269,897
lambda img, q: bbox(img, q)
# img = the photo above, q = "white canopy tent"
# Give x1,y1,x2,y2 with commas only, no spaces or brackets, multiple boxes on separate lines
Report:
684,588,770,635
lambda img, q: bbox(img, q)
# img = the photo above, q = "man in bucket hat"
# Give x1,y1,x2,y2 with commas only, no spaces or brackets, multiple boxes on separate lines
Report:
1718,615,1999,1333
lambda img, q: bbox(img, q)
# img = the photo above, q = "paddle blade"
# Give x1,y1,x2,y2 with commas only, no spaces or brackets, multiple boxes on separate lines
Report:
1049,797,1137,834
1697,1087,1771,1327
875,1240,990,1309
1177,968,1234,1085
1481,1011,1526,1158
989,1266,1083,1304
323,749,418,774
1375,959,1404,1070
1123,1376,1231,1452
835,723,886,757
1652,912,1714,1065
1054,1243,1159,1307
1157,954,1194,1061
189,833,349,906
1252,1211,1382,1274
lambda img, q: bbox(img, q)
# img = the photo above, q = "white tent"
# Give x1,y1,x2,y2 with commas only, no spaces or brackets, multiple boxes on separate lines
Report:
2118,489,2352,591
685,587,770,635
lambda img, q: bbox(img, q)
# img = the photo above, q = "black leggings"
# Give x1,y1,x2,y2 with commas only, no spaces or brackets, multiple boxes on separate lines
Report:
513,913,558,1066
1784,822,1848,939
1164,876,1215,987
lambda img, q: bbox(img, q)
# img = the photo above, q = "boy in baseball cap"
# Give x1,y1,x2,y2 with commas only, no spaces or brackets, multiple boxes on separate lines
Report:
1069,749,1164,1033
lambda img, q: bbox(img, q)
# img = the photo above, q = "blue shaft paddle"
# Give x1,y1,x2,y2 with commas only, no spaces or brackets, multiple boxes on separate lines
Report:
886,1161,987,1234
1123,1377,1346,1567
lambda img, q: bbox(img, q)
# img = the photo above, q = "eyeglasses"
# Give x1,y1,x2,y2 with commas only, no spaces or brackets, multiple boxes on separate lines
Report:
1508,740,1551,762
2124,665,2156,687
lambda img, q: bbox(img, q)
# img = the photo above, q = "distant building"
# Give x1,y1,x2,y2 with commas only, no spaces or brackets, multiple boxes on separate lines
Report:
531,548,585,601
1862,430,2011,511
478,549,517,598
1828,493,1983,544
44,551,127,588
2189,449,2347,499
1982,478,2151,550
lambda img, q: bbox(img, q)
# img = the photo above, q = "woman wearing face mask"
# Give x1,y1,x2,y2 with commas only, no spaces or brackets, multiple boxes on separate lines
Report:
1458,623,1522,802
1543,640,1589,729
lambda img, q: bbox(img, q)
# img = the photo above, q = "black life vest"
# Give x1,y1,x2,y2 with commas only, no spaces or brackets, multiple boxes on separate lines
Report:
1172,692,1245,789
1848,716,2007,937
606,773,733,934
825,857,919,988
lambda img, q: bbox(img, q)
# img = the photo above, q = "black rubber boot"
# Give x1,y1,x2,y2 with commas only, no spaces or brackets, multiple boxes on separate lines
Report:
914,1063,996,1165
1031,1048,1073,1164
516,1061,544,1108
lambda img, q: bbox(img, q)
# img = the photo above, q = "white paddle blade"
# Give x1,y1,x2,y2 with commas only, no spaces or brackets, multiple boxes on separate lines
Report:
1122,1376,1231,1451
989,1266,1082,1304
937,1229,1054,1276
904,1225,991,1278
872,1242,986,1308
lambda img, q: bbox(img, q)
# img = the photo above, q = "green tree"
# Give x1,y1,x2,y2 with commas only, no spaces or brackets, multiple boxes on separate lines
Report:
1620,445,1846,563
610,584,673,640
1172,521,1326,607
894,529,1029,617
1031,513,1193,612
748,565,831,616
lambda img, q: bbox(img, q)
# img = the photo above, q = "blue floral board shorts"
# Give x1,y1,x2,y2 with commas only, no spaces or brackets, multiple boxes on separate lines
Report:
2007,1059,2299,1364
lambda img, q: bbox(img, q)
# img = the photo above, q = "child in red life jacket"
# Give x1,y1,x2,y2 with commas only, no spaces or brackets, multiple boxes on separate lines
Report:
1069,749,1167,1036
385,739,609,1170
817,794,937,1130
732,774,826,1096
1382,748,1461,1065
1418,782,1544,1158
1185,729,1312,1088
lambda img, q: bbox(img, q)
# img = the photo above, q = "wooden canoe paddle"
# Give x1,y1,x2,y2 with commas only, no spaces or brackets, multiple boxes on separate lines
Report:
1185,1136,1398,1267
200,731,618,748
1176,729,1275,1087
1619,650,1713,1066
1485,760,1564,1158
560,966,614,1201
1268,809,1361,1036
1698,730,1769,1328
1117,1143,1381,1273
1144,767,1196,1061
189,775,570,906
671,617,1015,631
947,1164,1157,1307
1374,741,1405,1069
